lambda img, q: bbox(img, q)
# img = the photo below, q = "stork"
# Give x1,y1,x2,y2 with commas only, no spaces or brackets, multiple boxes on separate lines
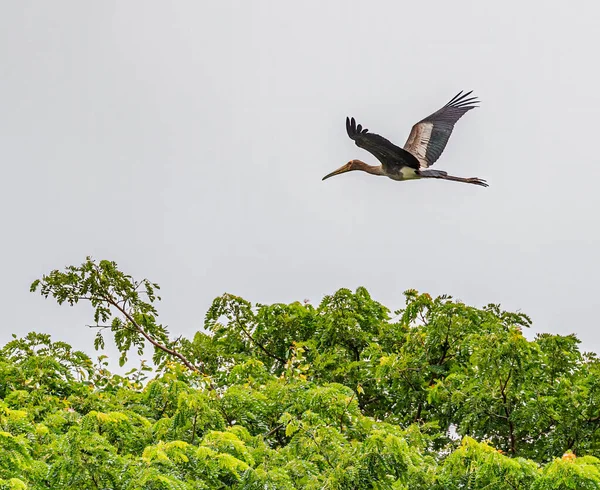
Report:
322,91,488,187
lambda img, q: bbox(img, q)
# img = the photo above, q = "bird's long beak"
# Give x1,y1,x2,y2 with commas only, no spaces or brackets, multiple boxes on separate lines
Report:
322,164,350,181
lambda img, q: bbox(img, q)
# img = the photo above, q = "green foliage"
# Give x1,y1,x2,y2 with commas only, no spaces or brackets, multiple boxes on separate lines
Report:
30,258,199,374
532,454,600,490
0,257,595,488
435,436,539,489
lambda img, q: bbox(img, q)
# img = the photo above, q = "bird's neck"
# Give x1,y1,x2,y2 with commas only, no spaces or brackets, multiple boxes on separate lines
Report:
355,160,384,176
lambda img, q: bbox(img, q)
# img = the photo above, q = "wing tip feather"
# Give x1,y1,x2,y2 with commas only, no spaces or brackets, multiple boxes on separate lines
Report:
346,116,369,139
446,90,480,109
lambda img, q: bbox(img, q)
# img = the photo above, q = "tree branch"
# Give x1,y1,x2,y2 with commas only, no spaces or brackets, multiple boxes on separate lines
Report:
233,314,286,364
103,294,201,374
265,424,283,438
499,369,516,454
308,431,335,469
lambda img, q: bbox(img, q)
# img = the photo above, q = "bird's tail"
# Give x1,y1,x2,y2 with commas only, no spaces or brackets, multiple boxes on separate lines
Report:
419,169,488,187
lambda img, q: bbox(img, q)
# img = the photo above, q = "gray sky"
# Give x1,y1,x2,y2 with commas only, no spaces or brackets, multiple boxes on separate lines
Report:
2,1,599,370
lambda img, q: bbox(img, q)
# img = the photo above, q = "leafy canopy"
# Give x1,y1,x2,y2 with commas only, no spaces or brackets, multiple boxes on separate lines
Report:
0,257,593,488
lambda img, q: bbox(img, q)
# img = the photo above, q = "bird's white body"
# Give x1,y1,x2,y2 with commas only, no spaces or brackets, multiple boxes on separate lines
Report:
397,167,420,181
384,166,421,181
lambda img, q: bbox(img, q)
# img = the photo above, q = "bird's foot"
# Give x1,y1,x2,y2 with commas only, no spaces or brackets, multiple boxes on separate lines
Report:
469,177,489,187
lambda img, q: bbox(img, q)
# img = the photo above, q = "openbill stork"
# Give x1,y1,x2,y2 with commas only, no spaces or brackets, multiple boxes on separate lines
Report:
322,91,488,187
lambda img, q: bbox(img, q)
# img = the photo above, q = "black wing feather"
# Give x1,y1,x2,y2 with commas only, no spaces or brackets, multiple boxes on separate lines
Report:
346,117,420,170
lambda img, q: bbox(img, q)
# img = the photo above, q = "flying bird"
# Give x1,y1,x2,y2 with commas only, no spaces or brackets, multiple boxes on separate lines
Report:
322,91,488,187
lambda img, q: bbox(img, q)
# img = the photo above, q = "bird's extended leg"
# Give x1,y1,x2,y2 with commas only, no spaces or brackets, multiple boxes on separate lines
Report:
418,169,488,187
439,174,488,187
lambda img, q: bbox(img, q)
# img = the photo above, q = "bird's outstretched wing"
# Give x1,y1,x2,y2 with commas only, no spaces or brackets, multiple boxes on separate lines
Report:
403,91,479,168
346,117,420,170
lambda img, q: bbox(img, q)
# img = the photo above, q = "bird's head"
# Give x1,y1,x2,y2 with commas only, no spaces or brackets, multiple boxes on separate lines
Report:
322,160,363,181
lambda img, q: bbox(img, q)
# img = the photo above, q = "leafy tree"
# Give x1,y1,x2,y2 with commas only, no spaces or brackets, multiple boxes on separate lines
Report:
0,256,592,488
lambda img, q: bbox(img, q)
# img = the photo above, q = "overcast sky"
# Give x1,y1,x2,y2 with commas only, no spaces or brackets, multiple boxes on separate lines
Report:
2,1,599,370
